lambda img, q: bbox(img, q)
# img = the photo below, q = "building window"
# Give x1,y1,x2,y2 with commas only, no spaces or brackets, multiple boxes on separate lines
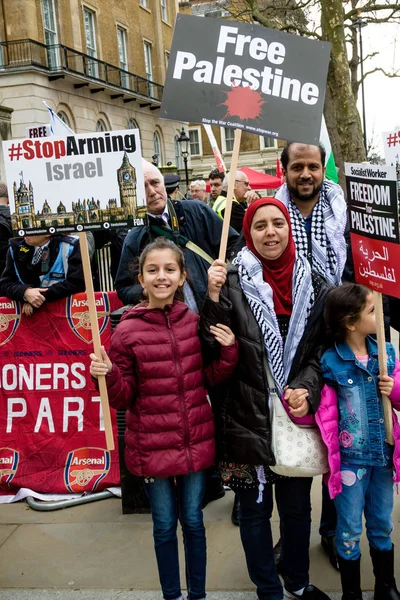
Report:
188,128,201,156
117,27,129,88
223,127,235,153
144,42,153,81
144,41,153,96
42,0,59,69
153,131,163,165
139,0,148,7
128,119,142,151
161,0,168,21
260,136,277,150
57,111,71,128
83,7,98,77
96,119,106,132
128,118,138,130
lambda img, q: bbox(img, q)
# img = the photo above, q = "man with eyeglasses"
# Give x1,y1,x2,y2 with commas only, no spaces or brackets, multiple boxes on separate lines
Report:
213,170,260,233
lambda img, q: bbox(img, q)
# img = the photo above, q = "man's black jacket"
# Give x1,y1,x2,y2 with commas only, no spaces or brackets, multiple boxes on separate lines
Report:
115,199,239,307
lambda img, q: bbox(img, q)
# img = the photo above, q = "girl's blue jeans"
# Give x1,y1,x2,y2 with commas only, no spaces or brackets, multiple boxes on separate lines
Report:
333,463,394,560
144,470,206,600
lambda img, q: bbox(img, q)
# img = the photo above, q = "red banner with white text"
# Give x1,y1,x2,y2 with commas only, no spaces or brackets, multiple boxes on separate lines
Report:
0,291,123,496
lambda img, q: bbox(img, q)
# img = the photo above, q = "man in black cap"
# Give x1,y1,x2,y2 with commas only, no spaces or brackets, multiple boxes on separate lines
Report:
164,173,182,200
151,154,159,167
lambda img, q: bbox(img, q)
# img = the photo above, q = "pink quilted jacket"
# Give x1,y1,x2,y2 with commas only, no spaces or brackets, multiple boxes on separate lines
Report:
314,362,400,499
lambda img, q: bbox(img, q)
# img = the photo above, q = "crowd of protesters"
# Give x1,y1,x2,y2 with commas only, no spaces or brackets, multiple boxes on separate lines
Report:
1,141,400,600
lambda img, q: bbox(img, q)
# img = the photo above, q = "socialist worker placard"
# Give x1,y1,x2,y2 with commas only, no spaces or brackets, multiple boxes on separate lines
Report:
345,162,400,299
160,14,331,145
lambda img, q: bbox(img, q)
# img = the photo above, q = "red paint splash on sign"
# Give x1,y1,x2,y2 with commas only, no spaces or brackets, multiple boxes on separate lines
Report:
221,86,265,120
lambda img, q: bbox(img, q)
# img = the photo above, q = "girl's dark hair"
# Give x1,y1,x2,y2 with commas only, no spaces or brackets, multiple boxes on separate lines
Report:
129,237,186,302
324,283,370,342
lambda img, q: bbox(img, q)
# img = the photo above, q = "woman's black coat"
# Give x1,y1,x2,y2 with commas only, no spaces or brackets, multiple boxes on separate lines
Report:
201,265,329,466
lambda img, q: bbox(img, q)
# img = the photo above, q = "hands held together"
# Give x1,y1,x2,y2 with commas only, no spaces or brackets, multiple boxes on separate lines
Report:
284,387,310,418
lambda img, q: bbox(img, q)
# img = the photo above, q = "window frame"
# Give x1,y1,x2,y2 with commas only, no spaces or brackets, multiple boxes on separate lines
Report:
96,119,106,132
41,0,59,69
117,26,129,88
260,136,278,150
153,130,164,165
221,127,235,154
188,126,202,157
160,0,168,22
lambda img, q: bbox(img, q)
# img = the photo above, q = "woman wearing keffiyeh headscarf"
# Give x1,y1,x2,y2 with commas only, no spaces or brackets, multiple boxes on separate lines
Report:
200,198,331,600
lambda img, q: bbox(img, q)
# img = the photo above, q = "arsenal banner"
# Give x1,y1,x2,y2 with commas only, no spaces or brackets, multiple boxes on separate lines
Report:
0,292,123,496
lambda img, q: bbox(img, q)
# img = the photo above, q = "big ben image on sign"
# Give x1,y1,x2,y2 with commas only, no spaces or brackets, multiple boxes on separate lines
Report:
117,151,142,221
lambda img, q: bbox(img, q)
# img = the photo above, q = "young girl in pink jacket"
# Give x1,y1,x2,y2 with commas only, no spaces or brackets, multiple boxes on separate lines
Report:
318,283,400,600
90,238,238,600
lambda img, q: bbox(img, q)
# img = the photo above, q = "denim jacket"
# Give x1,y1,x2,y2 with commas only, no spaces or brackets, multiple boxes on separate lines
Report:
321,336,396,467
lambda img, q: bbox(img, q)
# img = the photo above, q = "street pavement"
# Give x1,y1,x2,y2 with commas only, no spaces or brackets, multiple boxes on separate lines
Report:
0,479,397,599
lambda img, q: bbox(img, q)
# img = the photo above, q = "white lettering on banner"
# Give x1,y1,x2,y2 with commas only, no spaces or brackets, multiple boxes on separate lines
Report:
71,456,105,466
349,182,390,206
36,364,52,390
63,397,84,432
172,25,319,106
53,364,69,389
7,398,27,433
0,457,12,464
350,212,396,239
34,397,55,433
70,363,86,389
0,301,14,309
0,362,86,391
4,396,103,433
91,396,104,431
72,297,104,308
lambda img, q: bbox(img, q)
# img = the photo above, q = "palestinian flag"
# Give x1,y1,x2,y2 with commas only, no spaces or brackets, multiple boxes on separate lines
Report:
320,116,339,183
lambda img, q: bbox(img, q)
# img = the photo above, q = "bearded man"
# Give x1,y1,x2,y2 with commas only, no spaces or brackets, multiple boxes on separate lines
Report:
275,142,350,286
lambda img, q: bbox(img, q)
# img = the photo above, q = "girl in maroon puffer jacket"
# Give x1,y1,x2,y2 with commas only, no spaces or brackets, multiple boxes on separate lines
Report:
90,238,237,600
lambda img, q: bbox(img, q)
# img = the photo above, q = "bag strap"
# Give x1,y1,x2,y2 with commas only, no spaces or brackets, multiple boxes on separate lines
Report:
263,354,277,392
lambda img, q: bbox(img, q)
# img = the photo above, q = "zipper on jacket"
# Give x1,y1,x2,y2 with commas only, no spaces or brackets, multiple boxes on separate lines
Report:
165,311,194,472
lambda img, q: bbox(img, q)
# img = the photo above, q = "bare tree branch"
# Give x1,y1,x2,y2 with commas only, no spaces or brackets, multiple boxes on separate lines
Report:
345,3,400,21
363,66,400,78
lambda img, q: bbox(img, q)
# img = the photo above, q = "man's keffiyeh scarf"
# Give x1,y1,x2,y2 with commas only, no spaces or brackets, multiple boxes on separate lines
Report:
275,181,347,285
233,247,314,399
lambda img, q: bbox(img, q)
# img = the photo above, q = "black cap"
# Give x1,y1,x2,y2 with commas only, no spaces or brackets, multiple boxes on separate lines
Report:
152,154,158,159
164,174,181,193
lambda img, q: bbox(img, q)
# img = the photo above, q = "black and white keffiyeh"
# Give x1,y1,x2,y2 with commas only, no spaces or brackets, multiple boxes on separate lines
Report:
233,247,314,397
275,181,347,285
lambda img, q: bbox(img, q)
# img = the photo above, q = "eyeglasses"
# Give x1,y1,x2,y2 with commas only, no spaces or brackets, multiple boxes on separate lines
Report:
235,180,250,185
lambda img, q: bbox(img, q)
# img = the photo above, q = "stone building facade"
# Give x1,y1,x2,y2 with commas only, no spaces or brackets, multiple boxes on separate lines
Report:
0,0,185,181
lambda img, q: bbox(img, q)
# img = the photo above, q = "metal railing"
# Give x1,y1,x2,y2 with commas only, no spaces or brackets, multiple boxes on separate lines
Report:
0,38,163,102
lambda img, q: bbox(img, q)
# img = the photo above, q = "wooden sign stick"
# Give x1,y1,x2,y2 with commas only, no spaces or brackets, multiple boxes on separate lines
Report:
78,232,115,451
218,128,242,262
373,290,394,445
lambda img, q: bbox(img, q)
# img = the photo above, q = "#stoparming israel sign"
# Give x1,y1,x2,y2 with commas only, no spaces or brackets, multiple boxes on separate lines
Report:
2,129,146,237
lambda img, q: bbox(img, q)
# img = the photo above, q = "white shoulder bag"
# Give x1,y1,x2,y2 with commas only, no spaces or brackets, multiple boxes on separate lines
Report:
265,360,328,477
